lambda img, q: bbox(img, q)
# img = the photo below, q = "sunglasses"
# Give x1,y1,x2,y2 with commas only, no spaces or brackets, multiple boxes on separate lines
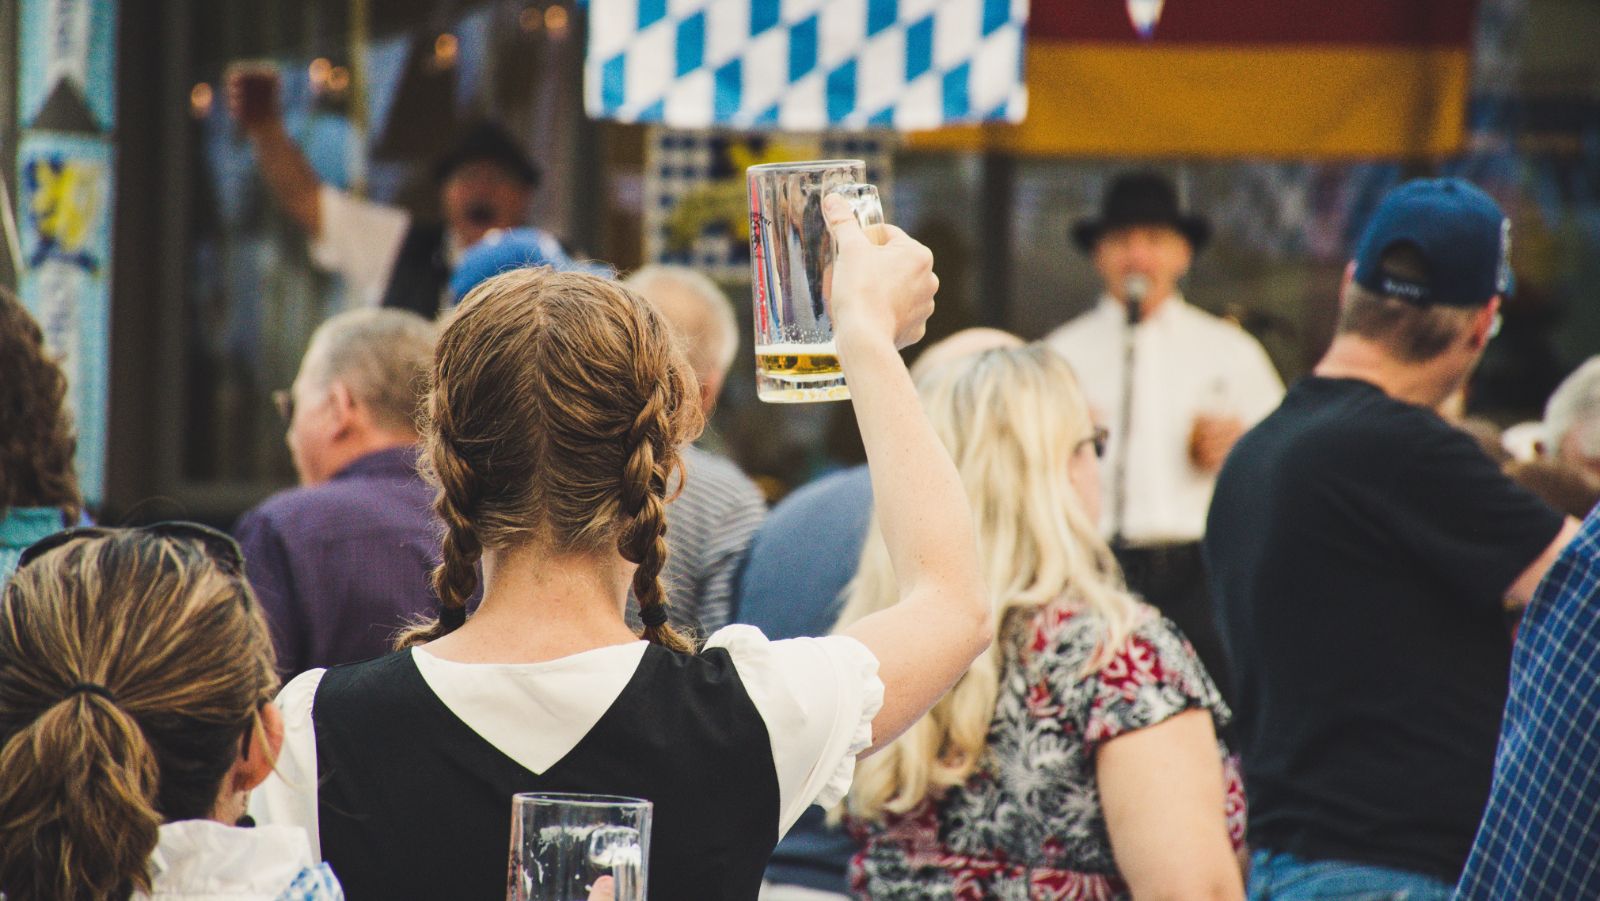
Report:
1079,426,1110,460
17,521,246,578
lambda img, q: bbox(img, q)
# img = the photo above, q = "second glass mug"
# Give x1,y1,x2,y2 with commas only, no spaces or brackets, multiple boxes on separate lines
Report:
507,792,651,901
747,160,885,403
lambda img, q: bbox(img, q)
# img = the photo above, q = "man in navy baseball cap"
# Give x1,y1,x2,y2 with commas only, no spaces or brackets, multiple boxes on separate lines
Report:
1352,177,1514,311
1205,176,1577,898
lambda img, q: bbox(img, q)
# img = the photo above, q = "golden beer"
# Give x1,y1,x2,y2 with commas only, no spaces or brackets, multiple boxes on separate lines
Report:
748,159,881,403
755,350,841,377
755,343,849,402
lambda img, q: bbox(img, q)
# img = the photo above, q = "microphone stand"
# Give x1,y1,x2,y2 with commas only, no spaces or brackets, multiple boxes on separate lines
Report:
1111,279,1146,548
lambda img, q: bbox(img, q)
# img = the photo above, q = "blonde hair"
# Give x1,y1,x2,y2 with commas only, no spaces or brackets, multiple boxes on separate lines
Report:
0,531,278,900
836,344,1142,822
395,268,704,653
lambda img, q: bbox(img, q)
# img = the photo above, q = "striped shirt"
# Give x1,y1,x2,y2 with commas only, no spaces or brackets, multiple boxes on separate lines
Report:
657,444,767,636
1455,505,1600,899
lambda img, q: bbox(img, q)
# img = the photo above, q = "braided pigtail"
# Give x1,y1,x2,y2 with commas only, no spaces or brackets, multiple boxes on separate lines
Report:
395,385,481,648
619,381,695,654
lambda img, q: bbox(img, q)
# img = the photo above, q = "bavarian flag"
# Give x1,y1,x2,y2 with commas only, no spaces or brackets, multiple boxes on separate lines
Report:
585,0,1029,130
917,0,1480,158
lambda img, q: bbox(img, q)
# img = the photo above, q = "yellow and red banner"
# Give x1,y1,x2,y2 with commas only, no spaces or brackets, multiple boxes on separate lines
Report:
916,0,1479,159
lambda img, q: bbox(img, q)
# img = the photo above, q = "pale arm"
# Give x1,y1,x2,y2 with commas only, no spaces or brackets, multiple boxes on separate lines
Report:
226,68,323,236
1098,708,1245,901
823,196,991,755
1506,516,1581,609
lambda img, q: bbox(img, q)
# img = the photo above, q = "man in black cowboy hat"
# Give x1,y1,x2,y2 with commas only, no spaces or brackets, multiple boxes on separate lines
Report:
1047,170,1283,703
227,66,560,317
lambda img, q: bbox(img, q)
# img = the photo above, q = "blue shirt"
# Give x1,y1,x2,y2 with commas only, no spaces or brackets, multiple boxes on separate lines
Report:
0,506,69,588
234,446,442,677
735,465,872,893
1455,506,1600,899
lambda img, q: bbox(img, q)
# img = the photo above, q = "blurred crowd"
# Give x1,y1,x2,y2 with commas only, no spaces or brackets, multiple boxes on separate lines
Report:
3,83,1600,901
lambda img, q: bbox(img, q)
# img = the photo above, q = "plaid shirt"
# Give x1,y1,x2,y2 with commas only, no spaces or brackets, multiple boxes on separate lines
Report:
1455,508,1599,899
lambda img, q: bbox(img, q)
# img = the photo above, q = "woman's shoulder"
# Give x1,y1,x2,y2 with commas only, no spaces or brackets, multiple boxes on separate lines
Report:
1019,600,1228,727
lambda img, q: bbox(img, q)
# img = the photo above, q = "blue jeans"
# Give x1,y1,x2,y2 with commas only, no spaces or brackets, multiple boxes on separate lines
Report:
1248,849,1456,901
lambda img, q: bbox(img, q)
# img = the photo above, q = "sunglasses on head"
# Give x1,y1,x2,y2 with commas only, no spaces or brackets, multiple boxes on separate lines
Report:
16,521,246,578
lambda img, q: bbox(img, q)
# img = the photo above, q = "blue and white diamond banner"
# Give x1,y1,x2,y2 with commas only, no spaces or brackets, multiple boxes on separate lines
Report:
585,0,1027,130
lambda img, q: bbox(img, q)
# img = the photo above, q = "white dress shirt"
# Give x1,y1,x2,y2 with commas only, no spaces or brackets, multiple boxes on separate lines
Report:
1047,293,1284,544
308,186,465,310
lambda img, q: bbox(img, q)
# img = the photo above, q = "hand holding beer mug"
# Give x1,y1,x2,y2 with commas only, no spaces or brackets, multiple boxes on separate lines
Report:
748,160,888,402
224,61,282,132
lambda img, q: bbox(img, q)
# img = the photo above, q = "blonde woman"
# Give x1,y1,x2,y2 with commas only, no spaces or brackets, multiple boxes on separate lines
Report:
839,345,1246,900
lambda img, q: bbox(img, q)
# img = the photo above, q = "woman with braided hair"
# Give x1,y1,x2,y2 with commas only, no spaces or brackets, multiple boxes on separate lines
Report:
250,196,991,900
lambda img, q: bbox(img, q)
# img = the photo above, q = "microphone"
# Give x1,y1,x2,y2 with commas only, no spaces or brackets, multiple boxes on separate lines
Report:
1123,274,1150,326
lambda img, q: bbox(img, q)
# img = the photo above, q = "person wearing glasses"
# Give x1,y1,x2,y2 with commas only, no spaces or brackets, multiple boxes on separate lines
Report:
225,64,571,317
838,344,1246,901
1206,179,1579,900
233,307,441,676
0,525,343,900
249,198,992,900
740,326,1022,901
0,288,82,586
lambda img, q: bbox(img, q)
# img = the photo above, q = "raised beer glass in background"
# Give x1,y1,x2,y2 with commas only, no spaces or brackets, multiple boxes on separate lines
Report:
508,793,651,901
227,60,280,127
747,160,884,402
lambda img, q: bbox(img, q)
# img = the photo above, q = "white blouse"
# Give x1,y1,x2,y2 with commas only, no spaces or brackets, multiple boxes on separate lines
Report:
250,625,883,859
137,820,341,900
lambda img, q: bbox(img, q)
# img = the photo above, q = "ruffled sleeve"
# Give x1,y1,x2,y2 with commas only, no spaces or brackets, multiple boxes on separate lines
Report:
1077,614,1230,757
250,668,327,858
704,624,884,838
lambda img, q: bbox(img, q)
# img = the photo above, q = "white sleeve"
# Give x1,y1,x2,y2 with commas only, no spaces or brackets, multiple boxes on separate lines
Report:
1231,330,1285,426
250,668,326,859
704,624,883,839
308,184,412,308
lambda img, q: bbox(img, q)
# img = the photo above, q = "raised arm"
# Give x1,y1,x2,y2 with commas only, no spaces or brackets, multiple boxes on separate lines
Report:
823,194,991,754
226,66,324,236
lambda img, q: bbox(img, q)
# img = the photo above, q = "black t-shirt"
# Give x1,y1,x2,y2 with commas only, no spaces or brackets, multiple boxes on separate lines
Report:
1205,376,1564,882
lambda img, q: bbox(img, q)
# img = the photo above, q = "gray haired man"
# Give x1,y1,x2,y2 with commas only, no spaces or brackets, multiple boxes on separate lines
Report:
235,308,441,675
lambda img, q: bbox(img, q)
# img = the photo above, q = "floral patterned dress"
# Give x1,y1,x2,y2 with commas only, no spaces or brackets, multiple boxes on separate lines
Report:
850,600,1247,900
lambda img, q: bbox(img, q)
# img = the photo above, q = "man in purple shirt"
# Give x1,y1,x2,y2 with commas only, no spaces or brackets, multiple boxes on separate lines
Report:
235,308,440,675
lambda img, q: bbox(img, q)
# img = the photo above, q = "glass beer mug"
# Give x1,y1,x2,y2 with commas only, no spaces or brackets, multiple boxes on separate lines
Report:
507,793,651,901
747,160,884,402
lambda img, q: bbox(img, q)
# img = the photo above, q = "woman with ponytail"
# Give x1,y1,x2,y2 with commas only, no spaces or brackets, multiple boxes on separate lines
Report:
0,525,341,900
250,197,992,900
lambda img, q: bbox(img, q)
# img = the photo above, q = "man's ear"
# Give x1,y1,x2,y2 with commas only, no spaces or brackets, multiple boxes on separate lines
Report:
1337,261,1357,308
327,381,360,439
1469,297,1502,351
